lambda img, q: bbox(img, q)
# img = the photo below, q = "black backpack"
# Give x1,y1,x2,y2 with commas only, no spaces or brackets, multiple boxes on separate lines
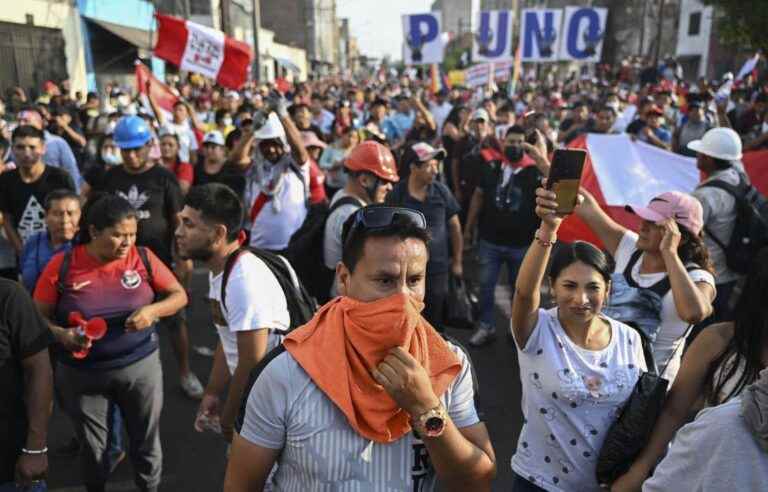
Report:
283,196,361,304
222,247,317,330
702,176,768,274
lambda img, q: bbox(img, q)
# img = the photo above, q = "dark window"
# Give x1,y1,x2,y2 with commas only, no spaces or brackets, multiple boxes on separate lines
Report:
688,12,701,36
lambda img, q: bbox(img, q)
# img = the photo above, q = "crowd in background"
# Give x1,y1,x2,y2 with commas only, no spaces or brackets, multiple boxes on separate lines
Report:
2,52,768,492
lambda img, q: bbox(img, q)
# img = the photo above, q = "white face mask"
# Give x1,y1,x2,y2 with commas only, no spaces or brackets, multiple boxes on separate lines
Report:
222,117,233,127
762,121,768,134
606,101,620,111
101,151,122,166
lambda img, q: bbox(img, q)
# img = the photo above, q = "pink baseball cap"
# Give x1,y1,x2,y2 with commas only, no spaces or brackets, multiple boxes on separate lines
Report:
300,131,327,149
625,191,703,235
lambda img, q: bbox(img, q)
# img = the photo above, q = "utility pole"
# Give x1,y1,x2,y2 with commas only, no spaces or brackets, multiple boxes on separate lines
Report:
639,0,647,57
653,0,666,67
251,0,262,82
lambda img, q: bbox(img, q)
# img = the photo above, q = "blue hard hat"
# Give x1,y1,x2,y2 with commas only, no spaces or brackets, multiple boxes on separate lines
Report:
113,115,152,149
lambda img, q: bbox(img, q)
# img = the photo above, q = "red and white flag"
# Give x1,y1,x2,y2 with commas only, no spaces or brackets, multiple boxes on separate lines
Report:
153,13,252,89
559,134,768,246
135,61,178,120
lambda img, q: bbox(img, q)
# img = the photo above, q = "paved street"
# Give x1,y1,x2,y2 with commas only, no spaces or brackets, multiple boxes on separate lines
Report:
48,265,524,491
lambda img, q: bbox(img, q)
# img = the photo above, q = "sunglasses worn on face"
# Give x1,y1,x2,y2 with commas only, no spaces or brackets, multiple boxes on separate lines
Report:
342,207,427,245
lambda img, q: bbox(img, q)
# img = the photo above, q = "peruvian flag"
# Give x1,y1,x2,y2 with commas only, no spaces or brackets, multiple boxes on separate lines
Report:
559,134,768,246
153,13,252,89
135,61,178,120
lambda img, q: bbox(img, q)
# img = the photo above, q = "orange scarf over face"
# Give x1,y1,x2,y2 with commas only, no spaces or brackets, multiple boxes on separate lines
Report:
284,293,462,443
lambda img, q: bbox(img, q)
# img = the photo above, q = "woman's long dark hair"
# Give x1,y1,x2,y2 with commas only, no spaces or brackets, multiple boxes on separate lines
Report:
443,104,467,129
704,247,768,405
677,228,714,274
77,193,137,245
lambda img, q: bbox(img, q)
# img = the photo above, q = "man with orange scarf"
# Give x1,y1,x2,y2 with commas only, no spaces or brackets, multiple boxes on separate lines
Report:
225,205,496,491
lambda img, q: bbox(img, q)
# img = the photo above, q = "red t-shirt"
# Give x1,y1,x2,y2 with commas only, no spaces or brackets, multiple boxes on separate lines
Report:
164,158,195,185
35,245,178,368
308,158,327,204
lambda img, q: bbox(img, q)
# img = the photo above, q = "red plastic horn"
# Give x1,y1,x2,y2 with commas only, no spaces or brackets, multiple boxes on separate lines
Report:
69,312,108,359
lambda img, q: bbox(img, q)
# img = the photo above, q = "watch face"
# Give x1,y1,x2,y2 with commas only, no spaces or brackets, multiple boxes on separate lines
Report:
425,416,444,433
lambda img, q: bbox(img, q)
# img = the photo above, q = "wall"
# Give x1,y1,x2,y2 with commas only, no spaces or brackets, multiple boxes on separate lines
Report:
674,0,713,78
0,0,87,95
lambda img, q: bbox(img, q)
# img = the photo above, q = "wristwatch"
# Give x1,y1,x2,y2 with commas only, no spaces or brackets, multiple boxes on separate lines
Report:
411,403,447,438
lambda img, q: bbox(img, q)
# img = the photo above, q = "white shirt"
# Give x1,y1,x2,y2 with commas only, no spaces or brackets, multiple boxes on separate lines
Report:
239,343,479,491
511,308,645,492
248,164,310,251
429,101,453,135
614,232,716,383
644,398,768,491
208,252,290,374
161,121,198,162
323,189,365,298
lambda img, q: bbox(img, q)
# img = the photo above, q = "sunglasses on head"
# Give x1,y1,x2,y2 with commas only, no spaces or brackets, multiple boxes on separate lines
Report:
342,206,427,245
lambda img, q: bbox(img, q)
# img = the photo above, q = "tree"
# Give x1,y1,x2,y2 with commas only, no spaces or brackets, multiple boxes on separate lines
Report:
702,0,768,51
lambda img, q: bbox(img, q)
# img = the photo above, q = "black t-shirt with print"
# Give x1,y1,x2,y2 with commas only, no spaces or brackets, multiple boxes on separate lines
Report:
386,181,461,275
0,166,76,243
477,161,542,247
0,279,51,483
193,162,246,200
96,165,182,265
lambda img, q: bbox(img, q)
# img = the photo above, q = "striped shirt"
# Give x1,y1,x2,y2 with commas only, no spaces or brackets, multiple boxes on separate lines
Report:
239,343,479,491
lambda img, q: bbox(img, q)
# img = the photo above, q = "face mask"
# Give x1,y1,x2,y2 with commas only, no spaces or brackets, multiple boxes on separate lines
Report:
505,145,524,162
606,101,620,111
762,121,768,133
222,117,233,127
102,152,122,166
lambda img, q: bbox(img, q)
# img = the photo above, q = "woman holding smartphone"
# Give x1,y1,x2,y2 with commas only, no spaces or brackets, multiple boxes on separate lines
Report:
509,185,646,491
575,189,716,384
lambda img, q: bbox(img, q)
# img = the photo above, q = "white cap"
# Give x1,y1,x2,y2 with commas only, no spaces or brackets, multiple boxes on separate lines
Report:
202,130,225,146
225,90,241,100
470,108,490,122
252,112,286,140
687,127,743,161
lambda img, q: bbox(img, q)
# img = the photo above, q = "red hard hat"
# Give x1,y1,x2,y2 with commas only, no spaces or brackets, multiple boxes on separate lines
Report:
344,141,399,182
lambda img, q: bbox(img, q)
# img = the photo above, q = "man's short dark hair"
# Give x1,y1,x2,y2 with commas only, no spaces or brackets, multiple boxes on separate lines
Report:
184,184,244,242
288,103,310,116
341,205,431,273
505,125,526,137
598,106,617,117
44,189,80,211
12,125,45,143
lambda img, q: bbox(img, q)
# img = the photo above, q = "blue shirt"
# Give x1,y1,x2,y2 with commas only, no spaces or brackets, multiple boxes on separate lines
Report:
382,112,415,142
20,231,72,292
43,131,82,191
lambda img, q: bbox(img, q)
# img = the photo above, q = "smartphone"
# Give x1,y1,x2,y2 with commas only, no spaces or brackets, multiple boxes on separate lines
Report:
546,148,587,214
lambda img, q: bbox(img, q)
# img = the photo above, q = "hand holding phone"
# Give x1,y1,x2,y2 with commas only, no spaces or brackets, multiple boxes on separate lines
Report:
545,149,587,215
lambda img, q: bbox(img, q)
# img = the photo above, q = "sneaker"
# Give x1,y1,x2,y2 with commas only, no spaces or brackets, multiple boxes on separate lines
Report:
180,372,204,399
468,326,496,347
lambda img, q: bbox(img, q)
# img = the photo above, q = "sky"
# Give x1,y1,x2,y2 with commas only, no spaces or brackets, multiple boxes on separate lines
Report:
336,0,433,61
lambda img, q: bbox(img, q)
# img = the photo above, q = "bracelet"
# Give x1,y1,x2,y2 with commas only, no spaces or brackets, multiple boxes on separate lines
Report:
21,447,48,455
534,229,557,247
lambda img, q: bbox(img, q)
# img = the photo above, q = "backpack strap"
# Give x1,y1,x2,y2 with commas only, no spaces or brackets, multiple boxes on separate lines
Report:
700,177,748,253
220,247,249,312
329,196,362,214
56,250,74,295
622,248,699,297
136,246,154,286
234,343,288,433
288,160,310,207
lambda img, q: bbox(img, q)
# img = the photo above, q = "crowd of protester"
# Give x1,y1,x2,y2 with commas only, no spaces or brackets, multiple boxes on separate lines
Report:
1,53,768,492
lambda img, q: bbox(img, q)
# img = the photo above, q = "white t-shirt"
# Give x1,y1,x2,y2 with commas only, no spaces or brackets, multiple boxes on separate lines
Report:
643,398,768,491
208,252,290,374
248,164,310,251
239,343,479,491
511,308,645,492
323,189,365,270
161,121,198,163
429,101,453,135
614,232,716,383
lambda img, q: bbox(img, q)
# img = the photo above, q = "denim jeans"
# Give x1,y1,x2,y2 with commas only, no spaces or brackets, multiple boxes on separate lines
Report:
476,239,527,329
0,481,47,492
